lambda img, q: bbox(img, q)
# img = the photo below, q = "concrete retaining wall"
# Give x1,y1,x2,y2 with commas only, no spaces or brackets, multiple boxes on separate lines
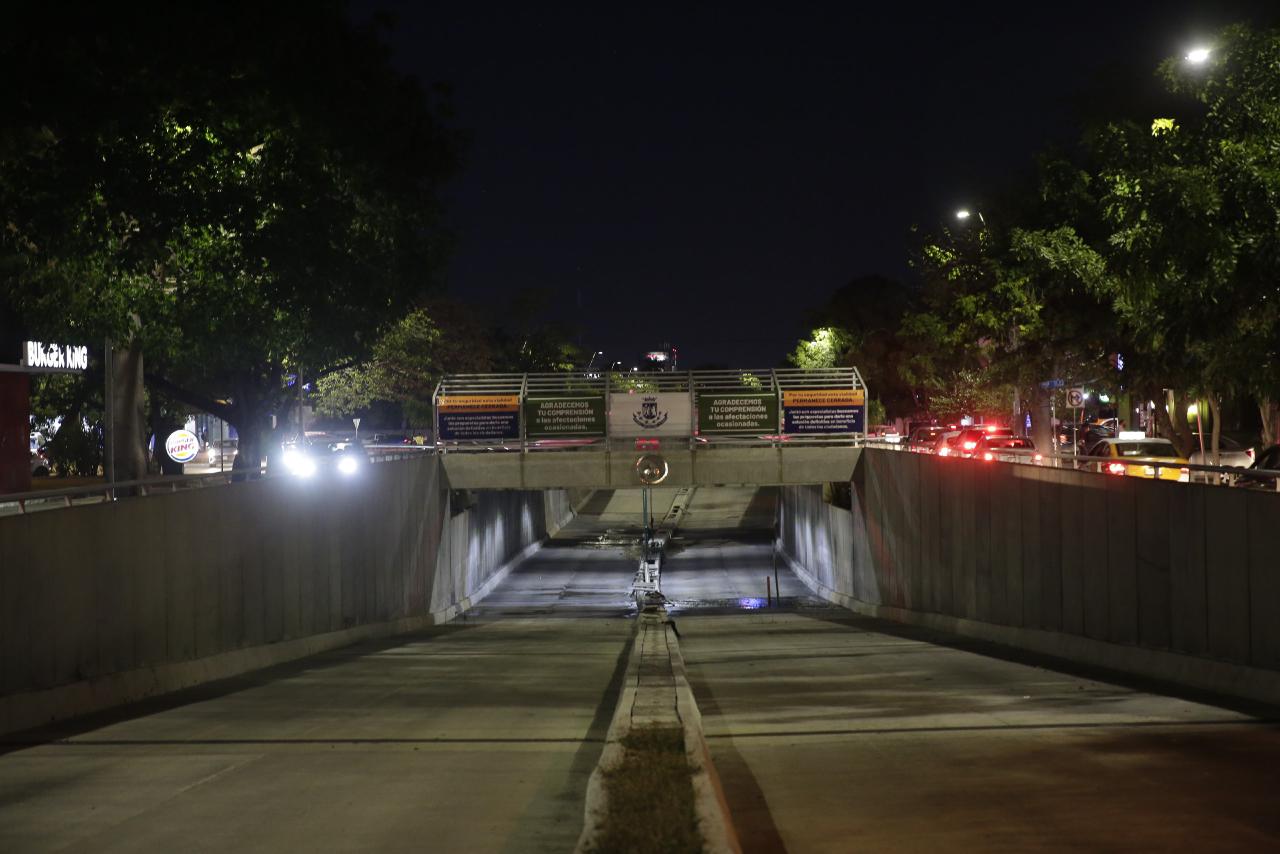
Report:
0,455,568,734
779,450,1280,703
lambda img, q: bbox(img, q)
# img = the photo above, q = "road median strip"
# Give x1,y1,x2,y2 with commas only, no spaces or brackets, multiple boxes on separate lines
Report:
576,608,741,854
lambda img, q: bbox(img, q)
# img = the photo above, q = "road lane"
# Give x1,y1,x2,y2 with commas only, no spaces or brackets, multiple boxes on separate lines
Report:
680,611,1280,852
0,616,634,852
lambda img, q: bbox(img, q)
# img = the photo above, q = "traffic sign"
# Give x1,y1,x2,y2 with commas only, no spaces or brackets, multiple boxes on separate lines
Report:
1067,387,1085,408
1040,379,1065,389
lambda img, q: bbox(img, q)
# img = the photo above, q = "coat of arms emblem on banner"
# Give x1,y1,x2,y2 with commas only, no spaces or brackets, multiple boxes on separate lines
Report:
632,396,669,429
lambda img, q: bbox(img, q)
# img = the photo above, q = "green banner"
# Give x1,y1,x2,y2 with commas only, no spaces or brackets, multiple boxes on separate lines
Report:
523,396,606,438
697,393,779,434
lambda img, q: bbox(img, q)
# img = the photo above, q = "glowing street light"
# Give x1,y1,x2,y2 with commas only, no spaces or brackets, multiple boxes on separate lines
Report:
1185,46,1211,64
955,209,971,220
956,208,987,227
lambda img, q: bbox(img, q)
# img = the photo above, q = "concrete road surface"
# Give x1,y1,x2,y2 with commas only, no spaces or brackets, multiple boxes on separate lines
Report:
680,611,1280,853
0,616,635,853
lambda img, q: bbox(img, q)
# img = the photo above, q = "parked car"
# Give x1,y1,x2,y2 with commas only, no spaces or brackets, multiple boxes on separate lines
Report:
907,425,947,453
975,435,1041,464
955,425,1013,458
1236,444,1280,491
1084,436,1188,482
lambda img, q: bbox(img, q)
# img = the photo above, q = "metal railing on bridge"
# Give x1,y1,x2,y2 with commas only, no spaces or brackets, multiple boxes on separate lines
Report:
865,439,1280,492
431,367,869,453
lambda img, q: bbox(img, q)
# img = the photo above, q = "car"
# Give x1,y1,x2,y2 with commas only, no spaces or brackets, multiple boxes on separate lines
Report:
1055,423,1087,452
955,424,1013,458
975,435,1041,464
1236,444,1280,491
907,425,947,453
931,429,965,457
281,439,369,479
206,439,238,468
1076,421,1118,453
1084,434,1188,482
1187,435,1255,475
30,449,51,477
869,425,902,444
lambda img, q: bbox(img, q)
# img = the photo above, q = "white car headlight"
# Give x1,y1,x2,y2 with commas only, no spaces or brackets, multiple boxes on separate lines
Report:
283,449,316,478
338,456,359,476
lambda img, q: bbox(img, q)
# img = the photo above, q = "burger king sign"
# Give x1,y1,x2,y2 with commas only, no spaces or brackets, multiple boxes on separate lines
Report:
165,429,200,464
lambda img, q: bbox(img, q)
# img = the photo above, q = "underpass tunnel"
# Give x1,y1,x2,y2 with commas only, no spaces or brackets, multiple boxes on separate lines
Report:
470,485,826,618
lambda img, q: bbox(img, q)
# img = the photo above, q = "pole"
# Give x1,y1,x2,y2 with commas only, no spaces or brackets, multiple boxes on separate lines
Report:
1073,405,1079,466
773,551,780,608
766,575,772,608
1195,401,1207,461
104,337,115,495
1050,391,1057,468
641,487,650,548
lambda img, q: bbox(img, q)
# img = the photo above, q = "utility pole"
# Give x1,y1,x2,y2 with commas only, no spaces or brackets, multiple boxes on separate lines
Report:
104,338,115,495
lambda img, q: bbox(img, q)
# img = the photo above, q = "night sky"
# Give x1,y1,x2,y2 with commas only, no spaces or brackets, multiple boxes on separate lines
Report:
354,1,1279,370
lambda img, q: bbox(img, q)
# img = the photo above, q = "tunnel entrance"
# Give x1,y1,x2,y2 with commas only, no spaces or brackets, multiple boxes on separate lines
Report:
466,485,825,619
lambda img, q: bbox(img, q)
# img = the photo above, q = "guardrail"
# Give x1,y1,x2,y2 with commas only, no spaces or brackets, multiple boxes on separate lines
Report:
433,367,869,450
435,433,870,454
868,439,1280,491
0,446,432,516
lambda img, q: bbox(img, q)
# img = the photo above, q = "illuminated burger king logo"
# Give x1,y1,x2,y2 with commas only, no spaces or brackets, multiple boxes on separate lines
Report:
165,430,200,464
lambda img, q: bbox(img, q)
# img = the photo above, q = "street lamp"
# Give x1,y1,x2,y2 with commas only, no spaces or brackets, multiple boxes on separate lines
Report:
1185,46,1211,64
956,208,986,227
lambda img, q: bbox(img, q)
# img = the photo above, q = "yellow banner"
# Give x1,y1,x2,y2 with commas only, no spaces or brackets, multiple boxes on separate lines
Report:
782,389,865,408
437,394,520,412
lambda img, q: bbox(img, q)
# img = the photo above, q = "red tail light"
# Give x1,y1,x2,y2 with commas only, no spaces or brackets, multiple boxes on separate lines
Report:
1247,449,1256,460
986,425,999,432
982,452,994,461
938,447,950,457
1107,462,1126,475
1033,454,1043,463
963,441,977,450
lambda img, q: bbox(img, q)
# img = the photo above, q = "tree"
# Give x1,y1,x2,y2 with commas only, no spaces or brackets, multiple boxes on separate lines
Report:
489,289,586,373
1073,24,1280,454
905,206,1112,449
884,23,1280,458
0,4,460,473
786,327,852,370
313,300,495,424
788,275,924,418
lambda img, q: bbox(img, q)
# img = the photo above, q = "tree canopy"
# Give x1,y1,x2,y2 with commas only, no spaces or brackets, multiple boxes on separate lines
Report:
0,3,461,467
793,23,1280,454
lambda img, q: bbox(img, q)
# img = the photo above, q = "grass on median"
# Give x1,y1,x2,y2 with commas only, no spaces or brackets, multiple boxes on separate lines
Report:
589,725,703,854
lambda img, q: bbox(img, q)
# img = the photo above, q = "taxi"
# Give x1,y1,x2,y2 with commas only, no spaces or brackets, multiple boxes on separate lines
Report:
1086,432,1189,482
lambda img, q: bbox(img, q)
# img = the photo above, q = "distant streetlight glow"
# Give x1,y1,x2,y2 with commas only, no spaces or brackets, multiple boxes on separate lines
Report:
955,209,971,220
1186,47,1211,64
